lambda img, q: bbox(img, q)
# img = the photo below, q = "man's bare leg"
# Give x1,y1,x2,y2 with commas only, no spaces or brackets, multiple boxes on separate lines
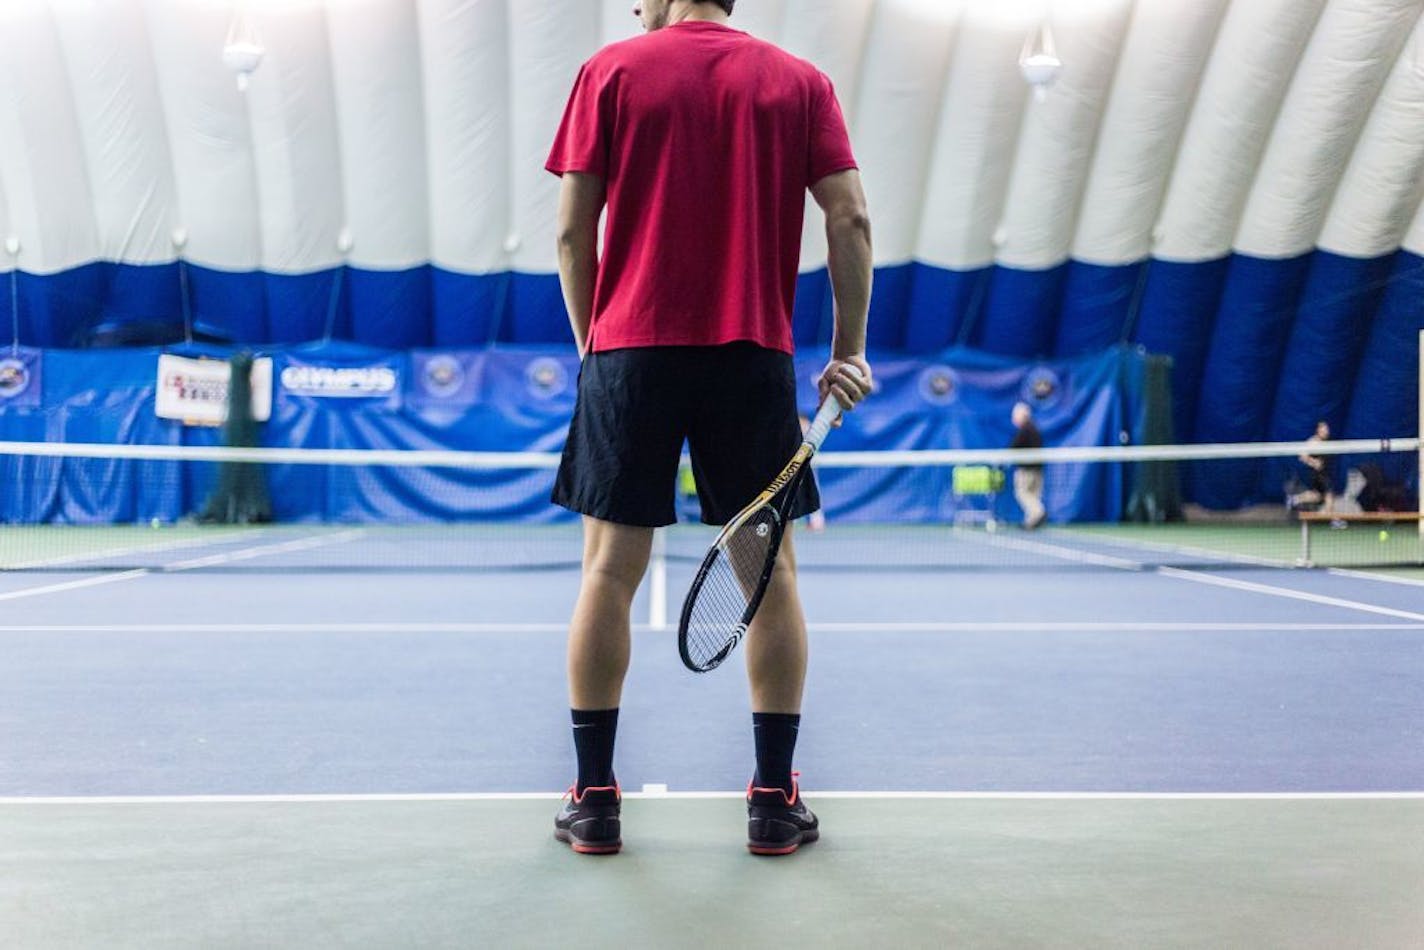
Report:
568,516,654,709
742,528,818,853
744,529,807,714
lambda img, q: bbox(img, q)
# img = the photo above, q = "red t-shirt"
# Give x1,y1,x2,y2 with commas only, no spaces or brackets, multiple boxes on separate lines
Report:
546,21,857,354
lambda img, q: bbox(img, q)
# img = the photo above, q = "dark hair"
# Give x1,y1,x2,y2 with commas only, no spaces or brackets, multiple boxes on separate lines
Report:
697,0,735,13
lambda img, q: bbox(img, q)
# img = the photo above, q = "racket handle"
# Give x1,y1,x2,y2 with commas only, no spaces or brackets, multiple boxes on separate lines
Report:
802,393,844,453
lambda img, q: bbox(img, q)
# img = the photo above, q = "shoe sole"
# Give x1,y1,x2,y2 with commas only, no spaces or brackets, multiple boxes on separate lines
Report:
747,828,819,856
554,829,621,855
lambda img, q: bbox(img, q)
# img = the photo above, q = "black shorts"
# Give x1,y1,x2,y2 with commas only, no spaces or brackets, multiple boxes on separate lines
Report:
553,343,820,527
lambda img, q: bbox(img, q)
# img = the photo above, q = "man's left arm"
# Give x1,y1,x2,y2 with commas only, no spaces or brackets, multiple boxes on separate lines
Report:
555,172,606,356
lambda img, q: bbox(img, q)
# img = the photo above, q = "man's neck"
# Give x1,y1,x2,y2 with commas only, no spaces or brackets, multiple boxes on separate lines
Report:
668,2,730,27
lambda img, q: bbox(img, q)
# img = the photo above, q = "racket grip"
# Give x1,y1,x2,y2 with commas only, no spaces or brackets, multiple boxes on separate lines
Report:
803,393,843,453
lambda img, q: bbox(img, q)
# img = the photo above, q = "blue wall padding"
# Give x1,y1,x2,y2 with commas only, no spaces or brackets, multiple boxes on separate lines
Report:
863,264,910,350
1346,251,1423,441
791,270,830,346
1,343,1148,525
15,265,105,346
264,270,346,344
6,248,1419,473
430,268,501,346
1191,253,1313,508
1131,256,1231,444
104,262,182,331
975,262,1068,358
1269,251,1391,438
1055,260,1143,356
346,266,431,349
1258,251,1395,496
500,272,573,344
903,262,984,352
187,265,266,342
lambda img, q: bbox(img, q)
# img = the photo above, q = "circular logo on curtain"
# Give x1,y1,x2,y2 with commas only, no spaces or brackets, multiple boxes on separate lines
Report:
421,355,465,399
917,365,960,406
1021,367,1063,410
526,357,568,398
0,358,30,400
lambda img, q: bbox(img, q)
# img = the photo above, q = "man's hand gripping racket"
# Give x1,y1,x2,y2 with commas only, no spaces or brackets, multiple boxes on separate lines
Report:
677,360,870,673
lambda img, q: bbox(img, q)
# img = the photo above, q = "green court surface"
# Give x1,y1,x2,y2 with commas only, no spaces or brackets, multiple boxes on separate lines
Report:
0,524,261,569
5,519,1421,578
4,796,1422,949
1059,521,1424,578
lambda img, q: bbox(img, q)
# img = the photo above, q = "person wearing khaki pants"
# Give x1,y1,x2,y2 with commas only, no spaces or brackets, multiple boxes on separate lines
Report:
1010,402,1046,529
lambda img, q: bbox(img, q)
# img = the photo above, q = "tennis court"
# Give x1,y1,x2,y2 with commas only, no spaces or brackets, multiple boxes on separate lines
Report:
4,0,1424,945
3,518,1422,946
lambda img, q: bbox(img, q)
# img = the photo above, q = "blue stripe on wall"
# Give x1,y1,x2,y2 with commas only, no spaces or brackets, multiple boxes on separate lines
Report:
265,269,347,343
1130,256,1231,444
1268,251,1391,440
15,265,105,346
430,268,500,345
1257,251,1394,499
1346,251,1424,441
974,262,1068,358
792,270,831,346
1192,253,1314,508
1055,259,1144,356
8,252,1420,482
903,262,984,351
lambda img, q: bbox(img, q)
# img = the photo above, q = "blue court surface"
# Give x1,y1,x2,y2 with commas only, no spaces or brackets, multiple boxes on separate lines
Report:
2,535,1423,946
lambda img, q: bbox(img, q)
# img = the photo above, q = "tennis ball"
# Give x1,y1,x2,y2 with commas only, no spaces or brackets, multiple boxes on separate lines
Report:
1378,530,1389,543
151,517,162,529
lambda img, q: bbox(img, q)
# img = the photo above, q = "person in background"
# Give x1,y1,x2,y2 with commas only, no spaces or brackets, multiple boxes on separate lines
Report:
1288,420,1335,514
1009,402,1045,530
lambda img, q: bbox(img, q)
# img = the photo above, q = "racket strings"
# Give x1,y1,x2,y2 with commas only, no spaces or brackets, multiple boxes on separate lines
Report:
683,506,779,669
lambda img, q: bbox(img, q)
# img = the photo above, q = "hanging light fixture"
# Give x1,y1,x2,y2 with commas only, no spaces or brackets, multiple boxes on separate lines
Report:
223,2,265,93
1019,18,1062,102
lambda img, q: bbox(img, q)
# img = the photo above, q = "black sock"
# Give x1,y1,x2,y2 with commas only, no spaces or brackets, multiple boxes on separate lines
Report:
752,712,801,793
571,707,619,793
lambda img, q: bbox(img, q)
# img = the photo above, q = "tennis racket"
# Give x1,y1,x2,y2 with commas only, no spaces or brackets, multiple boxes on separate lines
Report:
677,392,849,673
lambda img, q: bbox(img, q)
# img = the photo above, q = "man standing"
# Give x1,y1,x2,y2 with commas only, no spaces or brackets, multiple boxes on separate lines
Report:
1010,402,1045,529
546,0,872,856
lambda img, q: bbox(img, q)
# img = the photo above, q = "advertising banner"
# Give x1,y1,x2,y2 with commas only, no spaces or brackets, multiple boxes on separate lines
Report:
155,354,272,425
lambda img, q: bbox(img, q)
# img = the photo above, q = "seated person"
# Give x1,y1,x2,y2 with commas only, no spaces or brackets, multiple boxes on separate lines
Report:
1287,420,1334,513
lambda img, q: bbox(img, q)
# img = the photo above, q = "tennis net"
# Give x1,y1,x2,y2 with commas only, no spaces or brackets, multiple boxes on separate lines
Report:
0,437,1418,574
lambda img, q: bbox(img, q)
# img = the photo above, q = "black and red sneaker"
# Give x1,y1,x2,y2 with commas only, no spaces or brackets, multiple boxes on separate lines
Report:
554,784,621,855
746,772,819,856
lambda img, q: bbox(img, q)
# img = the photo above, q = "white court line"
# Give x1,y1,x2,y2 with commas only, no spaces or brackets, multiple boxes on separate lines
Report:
5,527,271,571
163,529,367,571
1328,567,1424,589
956,530,1144,571
1,621,1420,635
0,570,150,603
1048,529,1290,569
648,527,668,631
1157,567,1424,622
0,621,1420,635
0,531,369,603
0,622,572,634
2,791,1421,805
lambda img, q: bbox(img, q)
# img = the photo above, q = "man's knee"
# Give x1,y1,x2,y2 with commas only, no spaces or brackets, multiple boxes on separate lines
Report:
581,519,654,594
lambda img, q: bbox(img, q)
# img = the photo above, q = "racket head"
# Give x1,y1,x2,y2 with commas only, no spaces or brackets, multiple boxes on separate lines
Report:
677,498,790,673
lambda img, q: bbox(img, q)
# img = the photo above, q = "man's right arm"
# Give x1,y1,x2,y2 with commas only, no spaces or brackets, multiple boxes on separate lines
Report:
810,169,874,409
554,172,606,356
